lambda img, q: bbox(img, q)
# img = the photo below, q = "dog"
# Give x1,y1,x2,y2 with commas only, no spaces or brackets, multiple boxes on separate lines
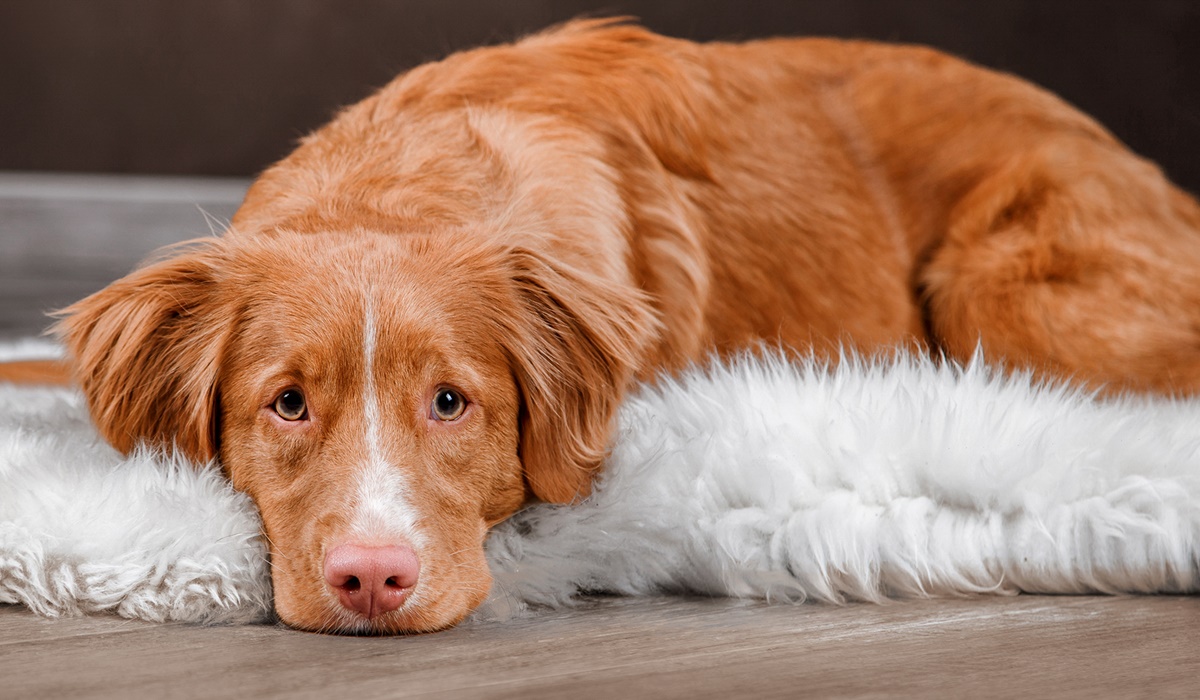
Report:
10,19,1200,634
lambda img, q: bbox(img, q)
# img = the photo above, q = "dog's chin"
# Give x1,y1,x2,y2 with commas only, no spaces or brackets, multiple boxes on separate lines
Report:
273,572,491,635
279,603,471,636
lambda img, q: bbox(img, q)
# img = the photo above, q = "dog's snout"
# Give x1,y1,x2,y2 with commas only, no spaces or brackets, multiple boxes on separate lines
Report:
324,543,420,620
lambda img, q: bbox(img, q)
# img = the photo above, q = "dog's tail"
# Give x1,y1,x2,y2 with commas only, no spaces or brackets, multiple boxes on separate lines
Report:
0,359,72,386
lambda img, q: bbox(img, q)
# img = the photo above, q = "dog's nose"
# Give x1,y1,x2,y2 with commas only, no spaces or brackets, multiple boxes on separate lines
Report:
323,543,421,620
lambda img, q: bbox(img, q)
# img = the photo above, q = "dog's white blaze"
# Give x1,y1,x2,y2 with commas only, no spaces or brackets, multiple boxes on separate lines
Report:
350,300,424,548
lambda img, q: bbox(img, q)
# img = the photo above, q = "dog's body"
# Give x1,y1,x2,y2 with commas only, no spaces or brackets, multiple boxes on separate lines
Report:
25,20,1200,633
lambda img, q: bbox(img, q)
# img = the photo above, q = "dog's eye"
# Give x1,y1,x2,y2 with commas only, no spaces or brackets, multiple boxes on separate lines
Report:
273,389,308,421
431,388,466,421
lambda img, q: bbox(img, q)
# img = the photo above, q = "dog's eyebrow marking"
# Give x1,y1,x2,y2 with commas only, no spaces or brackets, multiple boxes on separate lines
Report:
350,296,424,548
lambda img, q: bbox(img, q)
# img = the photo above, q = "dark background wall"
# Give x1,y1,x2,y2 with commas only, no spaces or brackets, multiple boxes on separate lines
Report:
2,0,1198,194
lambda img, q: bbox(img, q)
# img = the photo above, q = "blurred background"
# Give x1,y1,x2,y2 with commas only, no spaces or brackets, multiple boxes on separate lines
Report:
2,0,1198,188
1,0,1198,339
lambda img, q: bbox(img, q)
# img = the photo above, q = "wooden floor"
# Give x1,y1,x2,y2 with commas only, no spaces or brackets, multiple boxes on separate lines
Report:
1,173,1197,698
0,172,246,340
4,596,1197,699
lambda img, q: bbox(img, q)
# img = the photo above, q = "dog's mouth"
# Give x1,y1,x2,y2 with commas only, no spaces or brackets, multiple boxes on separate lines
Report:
311,593,433,636
268,539,492,635
291,583,479,635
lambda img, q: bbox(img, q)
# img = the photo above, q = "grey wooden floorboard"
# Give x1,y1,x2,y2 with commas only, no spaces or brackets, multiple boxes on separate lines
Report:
0,172,246,340
1,173,1198,698
2,596,1197,699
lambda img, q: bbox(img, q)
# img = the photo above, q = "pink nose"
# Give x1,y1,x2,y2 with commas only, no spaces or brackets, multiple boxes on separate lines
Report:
323,543,421,620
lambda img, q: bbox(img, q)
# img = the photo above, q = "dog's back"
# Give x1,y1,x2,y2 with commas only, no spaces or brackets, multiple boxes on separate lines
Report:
233,20,1200,393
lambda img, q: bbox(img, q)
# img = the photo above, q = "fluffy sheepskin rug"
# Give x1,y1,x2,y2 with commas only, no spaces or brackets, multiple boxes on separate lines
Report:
1,339,1197,625
0,340,269,623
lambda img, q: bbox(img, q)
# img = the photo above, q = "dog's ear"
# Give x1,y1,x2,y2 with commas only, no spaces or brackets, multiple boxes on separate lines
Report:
501,248,659,504
53,239,228,464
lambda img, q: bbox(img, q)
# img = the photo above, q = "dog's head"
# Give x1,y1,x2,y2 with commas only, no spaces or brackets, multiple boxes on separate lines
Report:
56,231,656,633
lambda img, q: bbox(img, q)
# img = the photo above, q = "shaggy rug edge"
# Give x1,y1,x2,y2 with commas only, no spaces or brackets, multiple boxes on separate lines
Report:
3,342,1198,626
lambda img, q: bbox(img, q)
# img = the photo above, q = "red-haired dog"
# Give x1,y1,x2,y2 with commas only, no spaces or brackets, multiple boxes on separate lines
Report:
18,21,1200,633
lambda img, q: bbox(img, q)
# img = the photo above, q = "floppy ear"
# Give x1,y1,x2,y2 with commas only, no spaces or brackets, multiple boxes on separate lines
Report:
53,239,228,464
501,248,660,503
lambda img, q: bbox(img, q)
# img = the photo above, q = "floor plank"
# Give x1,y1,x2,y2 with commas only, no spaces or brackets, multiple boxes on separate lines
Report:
0,173,245,340
2,596,1197,699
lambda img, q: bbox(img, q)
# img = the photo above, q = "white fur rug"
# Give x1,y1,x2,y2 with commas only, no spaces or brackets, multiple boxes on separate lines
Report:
2,340,1197,625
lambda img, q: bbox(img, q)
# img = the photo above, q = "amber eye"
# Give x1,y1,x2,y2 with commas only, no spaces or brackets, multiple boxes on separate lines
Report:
431,388,466,421
273,389,307,421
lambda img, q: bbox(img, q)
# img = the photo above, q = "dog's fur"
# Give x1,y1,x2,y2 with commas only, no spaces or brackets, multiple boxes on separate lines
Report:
36,20,1200,633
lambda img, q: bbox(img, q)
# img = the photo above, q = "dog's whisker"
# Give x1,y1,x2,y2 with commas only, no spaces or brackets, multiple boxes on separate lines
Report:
194,204,232,237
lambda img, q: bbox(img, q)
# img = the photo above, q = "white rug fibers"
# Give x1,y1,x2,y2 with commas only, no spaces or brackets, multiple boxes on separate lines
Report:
2,341,1197,624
